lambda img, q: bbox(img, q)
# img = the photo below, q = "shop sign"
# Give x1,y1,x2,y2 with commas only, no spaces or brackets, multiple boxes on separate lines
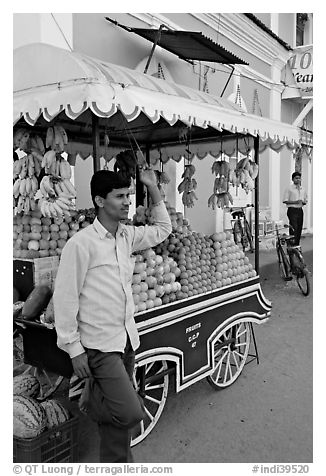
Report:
288,45,313,98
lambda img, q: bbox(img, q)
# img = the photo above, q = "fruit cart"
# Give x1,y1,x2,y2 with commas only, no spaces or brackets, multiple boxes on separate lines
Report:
13,43,300,447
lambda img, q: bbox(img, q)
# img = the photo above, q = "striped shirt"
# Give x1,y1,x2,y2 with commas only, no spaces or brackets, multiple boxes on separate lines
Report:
53,201,172,358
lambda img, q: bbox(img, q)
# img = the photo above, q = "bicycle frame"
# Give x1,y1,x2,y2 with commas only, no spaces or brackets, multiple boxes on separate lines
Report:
230,206,254,253
274,225,310,295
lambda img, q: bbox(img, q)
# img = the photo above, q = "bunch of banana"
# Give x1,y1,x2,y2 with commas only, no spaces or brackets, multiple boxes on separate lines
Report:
207,191,234,210
235,157,258,179
213,176,228,194
211,160,229,177
177,177,197,194
41,150,57,174
21,154,40,179
46,125,68,153
177,164,196,193
15,195,37,214
242,171,255,193
177,164,198,208
39,175,56,198
52,177,76,198
154,170,170,185
114,150,137,179
182,190,198,208
231,156,258,192
39,195,76,219
228,169,241,187
13,129,30,151
13,176,38,199
58,158,72,179
245,160,259,180
13,154,40,215
13,156,27,180
30,135,45,155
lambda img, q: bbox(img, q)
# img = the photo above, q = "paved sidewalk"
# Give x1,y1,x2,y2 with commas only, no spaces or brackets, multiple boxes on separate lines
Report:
66,233,313,463
249,233,313,273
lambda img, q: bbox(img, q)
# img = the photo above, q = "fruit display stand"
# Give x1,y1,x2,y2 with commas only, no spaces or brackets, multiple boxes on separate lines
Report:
13,43,301,448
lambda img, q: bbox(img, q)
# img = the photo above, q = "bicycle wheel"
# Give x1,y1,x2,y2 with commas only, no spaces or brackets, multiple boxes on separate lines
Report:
277,244,292,280
233,219,242,246
296,268,310,296
244,219,254,252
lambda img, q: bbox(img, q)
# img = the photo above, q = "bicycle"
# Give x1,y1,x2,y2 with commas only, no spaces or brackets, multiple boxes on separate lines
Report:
230,206,254,253
275,224,310,296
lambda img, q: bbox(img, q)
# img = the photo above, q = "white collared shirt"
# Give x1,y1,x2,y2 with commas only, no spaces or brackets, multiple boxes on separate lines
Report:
53,201,172,358
283,184,308,208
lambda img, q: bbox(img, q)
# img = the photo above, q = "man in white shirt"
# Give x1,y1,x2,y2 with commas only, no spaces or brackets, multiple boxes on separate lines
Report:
283,171,308,245
53,167,172,463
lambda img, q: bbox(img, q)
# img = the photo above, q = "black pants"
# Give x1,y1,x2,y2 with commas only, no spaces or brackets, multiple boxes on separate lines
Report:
85,341,144,463
287,207,304,246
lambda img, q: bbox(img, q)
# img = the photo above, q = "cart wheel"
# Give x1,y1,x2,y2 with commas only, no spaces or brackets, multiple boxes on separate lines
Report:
13,329,65,400
30,367,65,401
207,320,251,389
14,366,65,401
131,359,169,446
13,331,27,375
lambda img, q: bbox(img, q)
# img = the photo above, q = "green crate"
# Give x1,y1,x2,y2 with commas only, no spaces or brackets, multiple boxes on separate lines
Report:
13,415,79,463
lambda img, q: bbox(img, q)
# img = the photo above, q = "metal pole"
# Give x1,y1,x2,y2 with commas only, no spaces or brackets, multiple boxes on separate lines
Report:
220,65,235,97
145,145,151,207
254,135,260,273
144,25,164,74
92,113,101,172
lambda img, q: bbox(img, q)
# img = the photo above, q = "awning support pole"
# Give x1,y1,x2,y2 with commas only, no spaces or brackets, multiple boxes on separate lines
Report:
136,145,150,207
144,25,164,74
254,135,260,273
220,65,235,97
92,113,101,172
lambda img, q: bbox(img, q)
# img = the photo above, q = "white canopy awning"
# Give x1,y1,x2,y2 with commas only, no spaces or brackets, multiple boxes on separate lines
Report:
14,43,301,161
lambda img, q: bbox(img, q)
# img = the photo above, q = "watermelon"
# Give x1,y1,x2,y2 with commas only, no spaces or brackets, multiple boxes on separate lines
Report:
13,395,46,438
13,374,40,398
40,399,70,428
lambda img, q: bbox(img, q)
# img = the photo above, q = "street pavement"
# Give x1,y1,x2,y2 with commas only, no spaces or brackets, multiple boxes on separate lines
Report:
72,235,314,463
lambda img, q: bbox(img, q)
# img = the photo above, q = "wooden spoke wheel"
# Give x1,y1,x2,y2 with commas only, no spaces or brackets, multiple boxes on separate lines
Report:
131,359,169,446
13,330,27,375
28,367,65,401
207,320,251,389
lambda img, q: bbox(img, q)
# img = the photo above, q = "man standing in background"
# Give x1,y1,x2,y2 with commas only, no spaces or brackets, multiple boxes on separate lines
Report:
283,171,308,246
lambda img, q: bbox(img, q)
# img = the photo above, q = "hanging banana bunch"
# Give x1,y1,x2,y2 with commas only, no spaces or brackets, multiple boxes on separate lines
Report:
13,154,40,214
230,155,259,193
45,125,68,153
208,159,234,210
13,129,30,152
114,150,137,180
177,164,198,208
35,124,77,218
38,161,76,219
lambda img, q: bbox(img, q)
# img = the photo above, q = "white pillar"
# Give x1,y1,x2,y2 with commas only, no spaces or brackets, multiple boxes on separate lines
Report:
268,58,284,222
302,154,313,233
270,13,279,34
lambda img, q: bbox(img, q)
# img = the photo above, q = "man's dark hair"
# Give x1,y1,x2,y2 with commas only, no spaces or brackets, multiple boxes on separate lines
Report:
292,171,301,180
90,170,131,211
